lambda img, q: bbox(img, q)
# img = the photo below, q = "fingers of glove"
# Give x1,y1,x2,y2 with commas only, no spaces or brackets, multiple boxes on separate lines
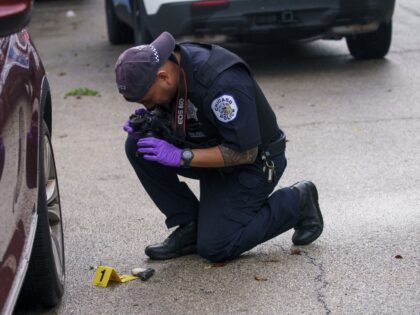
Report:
123,126,133,134
123,122,133,134
137,137,160,148
142,154,158,162
137,147,156,155
135,108,147,115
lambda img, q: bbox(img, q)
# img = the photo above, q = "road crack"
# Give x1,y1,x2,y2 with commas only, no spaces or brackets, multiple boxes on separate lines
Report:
301,251,331,314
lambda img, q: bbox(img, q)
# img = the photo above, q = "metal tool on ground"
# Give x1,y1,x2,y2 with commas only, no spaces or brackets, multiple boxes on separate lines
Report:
131,267,155,281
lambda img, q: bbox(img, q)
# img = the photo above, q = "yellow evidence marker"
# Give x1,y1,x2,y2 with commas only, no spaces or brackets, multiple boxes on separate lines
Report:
92,265,138,287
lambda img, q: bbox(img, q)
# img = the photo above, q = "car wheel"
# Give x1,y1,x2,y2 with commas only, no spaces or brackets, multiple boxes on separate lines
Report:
17,120,65,309
133,1,152,45
105,0,133,44
346,21,392,59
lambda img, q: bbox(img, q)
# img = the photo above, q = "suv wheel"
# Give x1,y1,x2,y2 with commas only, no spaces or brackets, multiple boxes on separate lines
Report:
105,0,134,44
17,121,65,309
346,21,392,59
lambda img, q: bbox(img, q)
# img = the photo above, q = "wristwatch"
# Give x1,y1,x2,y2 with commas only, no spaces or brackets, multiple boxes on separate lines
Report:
181,148,194,168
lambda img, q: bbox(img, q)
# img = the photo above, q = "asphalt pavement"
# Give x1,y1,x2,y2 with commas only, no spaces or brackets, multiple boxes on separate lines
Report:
21,0,420,314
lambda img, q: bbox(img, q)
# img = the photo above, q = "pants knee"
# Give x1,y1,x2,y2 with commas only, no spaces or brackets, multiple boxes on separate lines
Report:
197,239,232,263
125,136,140,160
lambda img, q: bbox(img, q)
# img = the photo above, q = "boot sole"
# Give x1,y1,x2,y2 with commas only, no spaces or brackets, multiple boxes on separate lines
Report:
292,181,324,245
145,244,197,260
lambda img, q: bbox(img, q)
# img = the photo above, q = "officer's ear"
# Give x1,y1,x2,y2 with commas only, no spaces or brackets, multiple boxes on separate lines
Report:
156,68,177,88
156,70,169,83
156,60,178,85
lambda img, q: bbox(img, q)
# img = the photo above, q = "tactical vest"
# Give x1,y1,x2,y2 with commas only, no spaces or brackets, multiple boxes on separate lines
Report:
189,43,283,151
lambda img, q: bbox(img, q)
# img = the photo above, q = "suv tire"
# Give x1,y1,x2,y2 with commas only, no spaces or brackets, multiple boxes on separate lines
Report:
346,21,392,59
133,0,152,45
105,0,134,44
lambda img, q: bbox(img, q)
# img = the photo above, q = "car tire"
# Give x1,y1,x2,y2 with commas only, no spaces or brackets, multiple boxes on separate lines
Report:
105,0,134,44
133,0,152,45
346,21,392,59
17,120,65,309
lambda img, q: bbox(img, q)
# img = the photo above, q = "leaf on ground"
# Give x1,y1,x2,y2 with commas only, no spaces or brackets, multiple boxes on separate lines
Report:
254,276,268,282
290,248,302,255
204,262,227,269
64,87,101,99
395,255,403,259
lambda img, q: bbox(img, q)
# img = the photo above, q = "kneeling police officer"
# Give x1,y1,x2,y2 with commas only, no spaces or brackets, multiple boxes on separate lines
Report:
115,32,323,262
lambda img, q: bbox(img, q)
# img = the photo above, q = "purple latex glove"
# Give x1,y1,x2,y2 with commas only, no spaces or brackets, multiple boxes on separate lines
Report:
137,137,182,167
123,120,134,134
122,108,147,135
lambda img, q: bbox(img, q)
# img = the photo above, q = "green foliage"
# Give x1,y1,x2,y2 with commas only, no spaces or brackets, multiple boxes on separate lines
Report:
64,87,101,99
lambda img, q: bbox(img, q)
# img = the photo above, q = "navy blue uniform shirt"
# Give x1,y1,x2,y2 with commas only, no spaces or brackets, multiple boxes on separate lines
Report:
174,43,262,152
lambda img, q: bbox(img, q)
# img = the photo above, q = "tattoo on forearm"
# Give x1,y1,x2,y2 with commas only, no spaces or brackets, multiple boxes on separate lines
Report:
218,145,258,167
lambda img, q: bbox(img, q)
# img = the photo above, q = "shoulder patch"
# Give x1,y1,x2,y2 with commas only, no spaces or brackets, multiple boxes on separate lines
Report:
211,95,238,123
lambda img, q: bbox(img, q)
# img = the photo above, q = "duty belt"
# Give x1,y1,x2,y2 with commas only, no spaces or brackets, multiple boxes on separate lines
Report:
259,134,286,183
262,134,286,156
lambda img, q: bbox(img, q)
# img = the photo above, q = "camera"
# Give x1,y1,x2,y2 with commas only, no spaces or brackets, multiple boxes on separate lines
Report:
129,111,159,137
128,110,217,149
129,110,174,141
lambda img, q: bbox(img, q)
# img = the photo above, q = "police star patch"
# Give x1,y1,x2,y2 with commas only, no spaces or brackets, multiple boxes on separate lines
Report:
211,95,238,123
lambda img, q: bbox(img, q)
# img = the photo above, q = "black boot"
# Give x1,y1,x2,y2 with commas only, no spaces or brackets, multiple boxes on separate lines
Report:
145,222,197,260
291,181,323,245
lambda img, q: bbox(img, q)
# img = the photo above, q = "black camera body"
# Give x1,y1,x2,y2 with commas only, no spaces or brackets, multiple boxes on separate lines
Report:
129,111,161,138
129,110,179,145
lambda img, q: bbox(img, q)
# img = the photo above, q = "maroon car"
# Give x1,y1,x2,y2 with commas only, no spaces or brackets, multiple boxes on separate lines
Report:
0,1,65,313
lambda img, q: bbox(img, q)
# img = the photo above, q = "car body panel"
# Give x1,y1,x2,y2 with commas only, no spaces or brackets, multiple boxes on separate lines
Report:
144,0,195,15
111,0,395,40
0,216,38,315
0,221,26,315
0,29,44,314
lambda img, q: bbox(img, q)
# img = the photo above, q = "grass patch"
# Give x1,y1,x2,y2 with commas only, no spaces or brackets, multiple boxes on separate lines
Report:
64,87,101,99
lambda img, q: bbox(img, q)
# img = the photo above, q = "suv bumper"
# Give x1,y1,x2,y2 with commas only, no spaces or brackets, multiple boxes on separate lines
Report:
145,0,395,40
